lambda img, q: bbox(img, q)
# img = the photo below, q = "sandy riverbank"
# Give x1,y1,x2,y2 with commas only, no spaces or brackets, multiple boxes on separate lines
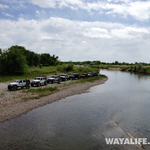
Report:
0,77,108,123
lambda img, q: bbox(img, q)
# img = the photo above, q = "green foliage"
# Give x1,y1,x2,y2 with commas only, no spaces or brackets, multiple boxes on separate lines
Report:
0,45,59,74
56,62,74,72
40,53,58,66
0,46,27,74
136,64,143,72
115,61,119,65
24,66,57,75
0,66,57,82
130,64,143,72
93,60,101,65
61,61,150,67
145,68,150,73
66,63,74,71
121,67,130,71
27,87,57,93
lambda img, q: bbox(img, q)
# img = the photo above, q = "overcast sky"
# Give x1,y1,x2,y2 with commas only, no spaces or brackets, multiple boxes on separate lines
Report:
0,0,150,63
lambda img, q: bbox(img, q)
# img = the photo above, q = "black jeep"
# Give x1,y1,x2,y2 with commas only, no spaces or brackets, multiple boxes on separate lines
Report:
69,73,80,80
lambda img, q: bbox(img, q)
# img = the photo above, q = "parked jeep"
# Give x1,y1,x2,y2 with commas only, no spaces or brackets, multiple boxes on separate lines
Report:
80,73,88,78
69,73,80,80
47,75,61,84
31,76,47,87
92,71,99,76
87,72,92,77
8,79,30,91
60,74,68,81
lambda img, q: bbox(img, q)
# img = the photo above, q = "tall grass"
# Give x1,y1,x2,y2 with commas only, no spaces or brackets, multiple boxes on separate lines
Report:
0,66,57,82
56,64,74,72
24,66,57,75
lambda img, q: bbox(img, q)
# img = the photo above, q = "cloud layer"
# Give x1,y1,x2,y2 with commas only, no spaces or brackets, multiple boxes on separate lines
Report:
30,0,150,21
1,17,150,62
0,0,150,62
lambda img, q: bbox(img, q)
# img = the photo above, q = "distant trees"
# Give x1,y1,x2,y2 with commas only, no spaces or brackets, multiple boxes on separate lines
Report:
61,61,150,67
0,45,59,74
93,61,101,65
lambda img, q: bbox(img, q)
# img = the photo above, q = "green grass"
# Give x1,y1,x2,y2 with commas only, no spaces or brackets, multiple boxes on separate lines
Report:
0,65,100,82
0,92,5,98
22,86,58,100
0,66,57,82
78,75,106,83
98,65,131,69
93,64,150,74
145,67,150,73
27,87,57,93
22,74,106,100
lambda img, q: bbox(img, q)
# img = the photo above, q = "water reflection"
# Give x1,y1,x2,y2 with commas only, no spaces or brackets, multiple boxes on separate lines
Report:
0,69,150,150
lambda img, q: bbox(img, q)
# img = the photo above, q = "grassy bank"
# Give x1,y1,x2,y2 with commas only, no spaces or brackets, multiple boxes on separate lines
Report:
92,64,130,69
0,65,99,82
92,64,150,74
0,66,57,82
23,74,106,100
27,87,57,93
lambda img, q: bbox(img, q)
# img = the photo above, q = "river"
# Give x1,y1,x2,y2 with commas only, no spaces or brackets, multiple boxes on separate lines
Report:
0,69,150,150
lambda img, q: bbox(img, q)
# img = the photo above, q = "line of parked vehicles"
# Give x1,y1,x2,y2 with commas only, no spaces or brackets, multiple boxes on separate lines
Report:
7,71,99,91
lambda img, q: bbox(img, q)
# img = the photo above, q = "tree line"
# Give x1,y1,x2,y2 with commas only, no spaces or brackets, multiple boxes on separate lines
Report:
0,45,59,74
63,61,150,66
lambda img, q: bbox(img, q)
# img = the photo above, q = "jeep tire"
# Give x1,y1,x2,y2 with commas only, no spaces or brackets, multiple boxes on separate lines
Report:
37,82,40,87
12,85,17,91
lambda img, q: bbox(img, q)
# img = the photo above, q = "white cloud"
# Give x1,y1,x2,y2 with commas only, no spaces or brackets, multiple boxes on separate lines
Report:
83,27,111,39
30,0,84,8
81,41,87,44
2,12,14,17
29,0,150,21
0,4,9,9
36,10,40,14
30,0,57,8
128,1,150,21
0,17,150,62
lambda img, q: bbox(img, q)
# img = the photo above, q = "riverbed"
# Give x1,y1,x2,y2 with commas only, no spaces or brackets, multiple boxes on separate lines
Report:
0,69,150,150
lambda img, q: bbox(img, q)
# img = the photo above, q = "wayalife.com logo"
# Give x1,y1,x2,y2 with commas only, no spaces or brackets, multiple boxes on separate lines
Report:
105,138,150,145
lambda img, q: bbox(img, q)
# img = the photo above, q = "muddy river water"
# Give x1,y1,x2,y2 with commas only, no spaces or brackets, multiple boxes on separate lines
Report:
0,69,150,150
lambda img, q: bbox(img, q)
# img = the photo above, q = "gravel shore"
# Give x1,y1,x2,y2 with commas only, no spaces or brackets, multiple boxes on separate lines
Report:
0,77,107,123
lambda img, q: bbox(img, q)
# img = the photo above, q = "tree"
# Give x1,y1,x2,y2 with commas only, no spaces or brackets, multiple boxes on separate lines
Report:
93,60,101,66
34,54,40,66
0,46,27,74
115,61,119,65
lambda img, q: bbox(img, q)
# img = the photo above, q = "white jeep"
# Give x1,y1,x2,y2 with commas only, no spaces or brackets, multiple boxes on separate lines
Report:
31,77,47,87
8,79,30,91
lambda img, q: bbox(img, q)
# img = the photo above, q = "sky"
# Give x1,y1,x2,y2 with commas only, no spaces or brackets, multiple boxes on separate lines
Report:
0,0,150,63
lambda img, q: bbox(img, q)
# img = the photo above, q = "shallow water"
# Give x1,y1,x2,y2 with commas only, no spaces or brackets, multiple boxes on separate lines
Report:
0,70,150,150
